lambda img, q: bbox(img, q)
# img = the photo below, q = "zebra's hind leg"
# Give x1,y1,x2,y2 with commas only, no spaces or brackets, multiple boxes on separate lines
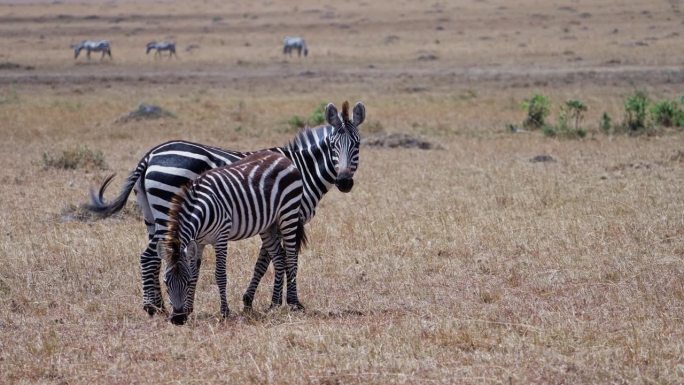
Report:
242,244,273,310
141,236,165,316
214,238,230,318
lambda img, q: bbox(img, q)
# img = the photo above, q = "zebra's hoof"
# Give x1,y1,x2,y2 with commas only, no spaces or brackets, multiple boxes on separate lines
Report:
169,313,187,325
288,302,305,312
144,304,164,317
242,294,253,309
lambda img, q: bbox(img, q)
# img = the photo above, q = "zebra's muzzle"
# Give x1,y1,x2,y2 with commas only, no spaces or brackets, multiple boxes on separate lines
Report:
169,311,188,325
335,176,354,193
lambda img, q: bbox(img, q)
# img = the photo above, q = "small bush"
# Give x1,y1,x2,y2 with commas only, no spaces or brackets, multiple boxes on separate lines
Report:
599,112,612,134
521,94,550,129
623,91,649,132
308,103,327,126
42,146,106,170
286,103,328,131
564,99,587,130
544,99,587,139
650,99,683,127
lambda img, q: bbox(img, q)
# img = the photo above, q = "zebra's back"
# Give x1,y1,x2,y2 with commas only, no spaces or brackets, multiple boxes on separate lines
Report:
169,151,303,244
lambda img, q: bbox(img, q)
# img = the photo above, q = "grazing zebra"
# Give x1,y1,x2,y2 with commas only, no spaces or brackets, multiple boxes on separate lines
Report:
161,151,306,325
146,41,177,58
85,101,365,315
73,40,112,60
283,36,308,57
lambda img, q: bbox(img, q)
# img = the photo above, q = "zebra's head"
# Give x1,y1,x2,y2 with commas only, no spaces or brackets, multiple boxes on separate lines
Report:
160,238,200,325
146,42,156,54
73,41,84,58
326,101,365,193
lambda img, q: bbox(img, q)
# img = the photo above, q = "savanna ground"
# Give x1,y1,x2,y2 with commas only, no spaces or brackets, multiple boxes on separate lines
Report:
0,0,683,383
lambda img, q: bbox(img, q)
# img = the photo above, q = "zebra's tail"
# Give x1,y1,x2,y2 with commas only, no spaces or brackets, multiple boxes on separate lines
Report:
83,155,148,217
294,215,308,254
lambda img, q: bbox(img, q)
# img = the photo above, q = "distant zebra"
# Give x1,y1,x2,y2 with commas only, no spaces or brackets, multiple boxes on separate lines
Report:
85,101,365,315
146,41,177,58
73,40,112,60
161,151,306,325
283,36,308,57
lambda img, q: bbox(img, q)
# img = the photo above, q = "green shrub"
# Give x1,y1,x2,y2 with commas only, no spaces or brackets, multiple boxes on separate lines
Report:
286,103,328,131
521,94,550,129
650,99,683,127
623,91,649,132
308,103,327,126
42,146,106,170
564,99,587,131
599,112,612,134
544,99,587,139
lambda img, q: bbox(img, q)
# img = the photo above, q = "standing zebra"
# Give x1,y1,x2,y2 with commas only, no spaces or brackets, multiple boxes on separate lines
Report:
85,101,365,315
283,37,308,57
161,151,306,325
146,41,177,58
73,40,112,60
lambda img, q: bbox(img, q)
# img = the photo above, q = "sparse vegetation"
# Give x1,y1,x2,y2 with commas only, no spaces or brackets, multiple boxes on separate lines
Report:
286,102,328,130
600,112,613,134
544,99,587,138
622,90,650,133
521,94,551,129
42,146,106,170
650,99,684,127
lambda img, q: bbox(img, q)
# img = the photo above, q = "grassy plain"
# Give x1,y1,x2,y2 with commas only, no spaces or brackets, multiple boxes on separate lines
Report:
0,0,683,384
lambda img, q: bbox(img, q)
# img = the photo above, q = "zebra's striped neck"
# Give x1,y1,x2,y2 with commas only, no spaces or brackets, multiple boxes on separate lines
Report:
281,125,337,222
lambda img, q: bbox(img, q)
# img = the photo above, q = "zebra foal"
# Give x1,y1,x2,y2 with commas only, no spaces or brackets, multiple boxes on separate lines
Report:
160,151,306,325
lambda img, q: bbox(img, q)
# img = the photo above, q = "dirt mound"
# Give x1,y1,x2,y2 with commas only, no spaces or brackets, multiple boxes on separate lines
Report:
0,62,34,71
530,155,556,163
116,103,175,123
363,132,443,150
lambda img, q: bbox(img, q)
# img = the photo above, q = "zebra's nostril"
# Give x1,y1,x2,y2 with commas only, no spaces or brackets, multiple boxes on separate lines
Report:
335,177,354,193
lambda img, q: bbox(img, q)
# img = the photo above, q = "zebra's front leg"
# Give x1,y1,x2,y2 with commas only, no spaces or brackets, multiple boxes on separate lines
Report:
242,245,273,310
141,236,165,316
214,239,230,318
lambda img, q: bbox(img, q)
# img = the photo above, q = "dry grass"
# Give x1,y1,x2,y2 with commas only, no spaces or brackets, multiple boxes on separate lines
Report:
1,0,683,384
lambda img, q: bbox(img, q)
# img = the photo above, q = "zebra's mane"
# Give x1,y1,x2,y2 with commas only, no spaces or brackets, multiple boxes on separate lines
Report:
341,101,350,123
163,182,194,266
286,124,332,153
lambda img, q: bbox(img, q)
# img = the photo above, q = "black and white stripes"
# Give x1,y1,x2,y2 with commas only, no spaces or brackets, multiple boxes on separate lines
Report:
85,101,365,315
73,40,112,60
161,151,306,325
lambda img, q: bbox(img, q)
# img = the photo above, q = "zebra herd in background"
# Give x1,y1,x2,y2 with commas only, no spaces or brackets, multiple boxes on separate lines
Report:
72,37,308,60
86,101,365,323
72,40,112,60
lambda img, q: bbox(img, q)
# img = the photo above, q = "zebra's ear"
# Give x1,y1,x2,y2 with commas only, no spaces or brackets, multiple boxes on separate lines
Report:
186,241,198,261
158,240,170,262
325,103,342,129
352,102,365,127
